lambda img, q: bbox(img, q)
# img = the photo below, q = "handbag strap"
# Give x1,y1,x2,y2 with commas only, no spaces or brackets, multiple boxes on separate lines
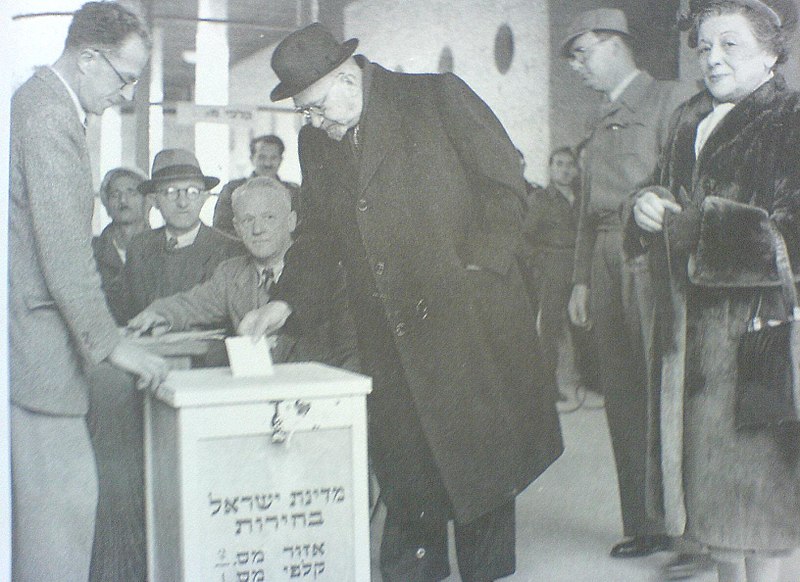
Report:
767,221,800,318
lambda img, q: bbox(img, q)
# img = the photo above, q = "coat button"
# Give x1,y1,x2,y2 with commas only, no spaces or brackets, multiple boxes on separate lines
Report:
374,262,385,275
357,198,369,212
415,547,426,559
395,322,406,337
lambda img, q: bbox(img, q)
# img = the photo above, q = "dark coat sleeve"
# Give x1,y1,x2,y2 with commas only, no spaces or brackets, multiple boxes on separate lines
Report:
270,239,360,371
435,73,526,276
124,233,153,317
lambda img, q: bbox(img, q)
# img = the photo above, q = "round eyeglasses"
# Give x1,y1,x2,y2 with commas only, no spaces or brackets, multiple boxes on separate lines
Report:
157,186,204,201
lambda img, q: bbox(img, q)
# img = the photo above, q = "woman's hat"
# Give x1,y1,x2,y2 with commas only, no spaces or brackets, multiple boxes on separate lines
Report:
138,149,219,194
270,23,359,102
560,8,631,58
682,0,797,35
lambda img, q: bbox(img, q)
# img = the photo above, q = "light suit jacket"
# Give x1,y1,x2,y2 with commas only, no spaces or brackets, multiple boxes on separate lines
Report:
10,67,120,415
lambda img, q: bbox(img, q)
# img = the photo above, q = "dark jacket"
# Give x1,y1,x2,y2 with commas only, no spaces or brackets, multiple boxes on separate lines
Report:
125,224,243,317
523,183,580,254
624,75,800,549
92,224,137,325
296,61,562,522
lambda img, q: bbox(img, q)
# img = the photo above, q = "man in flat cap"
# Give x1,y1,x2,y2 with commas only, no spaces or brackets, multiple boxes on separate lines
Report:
257,22,563,582
562,6,695,568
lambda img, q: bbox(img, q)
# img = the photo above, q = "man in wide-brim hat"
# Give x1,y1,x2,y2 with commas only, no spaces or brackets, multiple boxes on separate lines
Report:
247,22,564,582
125,148,241,317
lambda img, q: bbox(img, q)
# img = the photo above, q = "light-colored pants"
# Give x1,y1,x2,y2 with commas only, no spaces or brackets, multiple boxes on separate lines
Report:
11,403,98,582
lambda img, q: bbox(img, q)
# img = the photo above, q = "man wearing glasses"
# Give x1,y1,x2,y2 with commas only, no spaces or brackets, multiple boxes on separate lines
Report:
562,7,695,570
126,177,358,373
125,148,242,317
9,3,168,580
260,23,564,582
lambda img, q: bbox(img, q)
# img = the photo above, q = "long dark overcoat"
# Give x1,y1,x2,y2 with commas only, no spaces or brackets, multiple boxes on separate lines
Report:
296,61,563,523
625,75,800,550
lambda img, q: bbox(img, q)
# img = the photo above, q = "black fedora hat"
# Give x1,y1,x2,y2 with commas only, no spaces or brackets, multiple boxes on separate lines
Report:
138,149,220,194
270,23,359,102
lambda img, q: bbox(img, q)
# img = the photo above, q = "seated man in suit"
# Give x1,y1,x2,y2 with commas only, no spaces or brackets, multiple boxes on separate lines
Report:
126,176,358,371
125,148,242,317
93,167,151,325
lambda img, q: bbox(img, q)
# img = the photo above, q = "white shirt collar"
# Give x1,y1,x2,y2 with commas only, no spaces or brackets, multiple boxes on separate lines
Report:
48,66,87,128
166,222,202,249
608,69,640,103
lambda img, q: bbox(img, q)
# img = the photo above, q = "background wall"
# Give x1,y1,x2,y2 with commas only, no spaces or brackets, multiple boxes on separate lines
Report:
345,0,551,185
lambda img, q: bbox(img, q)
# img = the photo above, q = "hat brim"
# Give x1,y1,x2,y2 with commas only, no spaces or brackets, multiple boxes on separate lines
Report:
270,37,359,102
560,28,632,58
138,175,220,194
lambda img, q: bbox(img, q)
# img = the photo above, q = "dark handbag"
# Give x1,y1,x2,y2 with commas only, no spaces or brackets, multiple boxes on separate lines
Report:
735,223,800,430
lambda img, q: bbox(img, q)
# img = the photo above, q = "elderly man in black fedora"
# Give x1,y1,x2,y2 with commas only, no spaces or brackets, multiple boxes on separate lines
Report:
125,148,242,317
246,23,563,582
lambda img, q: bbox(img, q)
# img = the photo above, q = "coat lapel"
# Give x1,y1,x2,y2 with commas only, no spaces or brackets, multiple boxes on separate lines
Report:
694,76,785,186
357,65,402,195
670,94,712,200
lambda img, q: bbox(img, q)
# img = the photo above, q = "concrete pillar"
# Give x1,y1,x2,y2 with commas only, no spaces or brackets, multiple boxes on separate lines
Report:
148,25,164,167
195,0,229,225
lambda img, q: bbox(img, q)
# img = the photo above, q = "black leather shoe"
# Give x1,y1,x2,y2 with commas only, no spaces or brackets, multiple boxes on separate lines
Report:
662,553,714,580
609,534,671,558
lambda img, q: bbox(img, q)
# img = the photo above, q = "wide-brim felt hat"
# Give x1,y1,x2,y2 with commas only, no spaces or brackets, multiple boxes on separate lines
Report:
138,148,219,194
560,8,631,57
270,22,359,102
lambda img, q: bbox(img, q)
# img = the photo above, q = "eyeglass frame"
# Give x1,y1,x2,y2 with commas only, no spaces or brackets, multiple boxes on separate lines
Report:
568,35,613,64
293,73,344,121
294,100,327,122
94,49,140,90
155,186,205,202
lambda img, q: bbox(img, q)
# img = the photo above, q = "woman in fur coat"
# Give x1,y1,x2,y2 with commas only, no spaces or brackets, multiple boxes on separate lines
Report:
628,1,800,580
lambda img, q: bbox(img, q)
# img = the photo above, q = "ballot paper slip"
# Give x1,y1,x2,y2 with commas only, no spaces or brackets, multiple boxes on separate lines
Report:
225,335,275,377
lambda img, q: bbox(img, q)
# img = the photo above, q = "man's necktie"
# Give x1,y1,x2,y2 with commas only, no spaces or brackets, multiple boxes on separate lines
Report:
166,236,178,251
257,267,274,290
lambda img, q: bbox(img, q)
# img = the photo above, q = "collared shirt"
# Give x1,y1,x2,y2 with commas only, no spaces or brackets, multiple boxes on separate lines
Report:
49,66,87,127
694,102,735,157
255,259,285,287
166,222,202,249
608,69,640,103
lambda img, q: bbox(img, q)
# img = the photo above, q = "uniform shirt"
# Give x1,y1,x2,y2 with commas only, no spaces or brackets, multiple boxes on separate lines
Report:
574,71,685,284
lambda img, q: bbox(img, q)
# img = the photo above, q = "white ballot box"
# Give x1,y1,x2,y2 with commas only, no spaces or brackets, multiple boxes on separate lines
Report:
145,362,372,582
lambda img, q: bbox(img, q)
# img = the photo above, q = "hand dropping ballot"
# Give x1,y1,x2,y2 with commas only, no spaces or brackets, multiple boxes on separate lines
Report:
225,335,274,377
